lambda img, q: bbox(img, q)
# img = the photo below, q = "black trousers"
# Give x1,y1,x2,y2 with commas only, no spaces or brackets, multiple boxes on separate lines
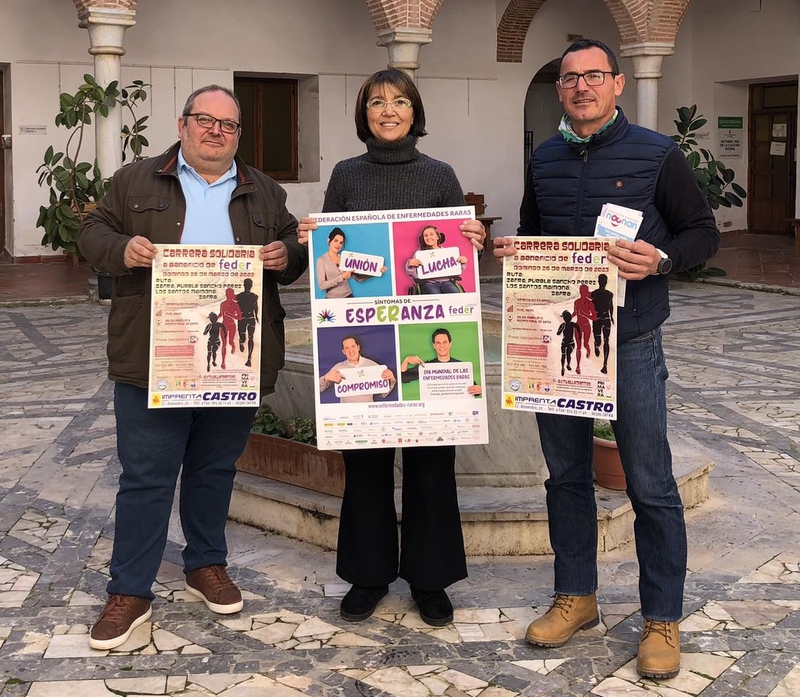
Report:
336,445,467,591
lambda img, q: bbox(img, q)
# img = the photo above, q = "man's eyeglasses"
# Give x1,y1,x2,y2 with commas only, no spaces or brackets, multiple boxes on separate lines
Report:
557,71,617,89
185,113,241,134
366,98,413,112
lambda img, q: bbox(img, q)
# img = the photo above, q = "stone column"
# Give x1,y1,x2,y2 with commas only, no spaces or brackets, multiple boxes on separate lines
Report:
80,8,136,177
620,42,674,132
376,27,432,77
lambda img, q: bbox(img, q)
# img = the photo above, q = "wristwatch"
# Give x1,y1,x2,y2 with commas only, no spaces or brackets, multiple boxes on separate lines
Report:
656,249,673,275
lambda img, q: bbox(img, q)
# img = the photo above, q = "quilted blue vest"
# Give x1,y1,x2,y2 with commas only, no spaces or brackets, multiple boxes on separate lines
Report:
529,109,674,342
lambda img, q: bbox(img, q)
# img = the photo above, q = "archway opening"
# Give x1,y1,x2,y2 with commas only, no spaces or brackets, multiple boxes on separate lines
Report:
524,58,561,166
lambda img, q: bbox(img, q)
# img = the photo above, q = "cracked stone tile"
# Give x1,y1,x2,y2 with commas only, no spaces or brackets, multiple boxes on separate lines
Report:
0,557,40,607
231,608,382,650
85,537,113,575
152,627,193,651
27,681,117,697
354,665,502,697
68,590,104,606
512,658,568,675
9,510,71,553
188,674,254,694
216,673,306,696
738,554,800,584
768,660,800,697
0,626,10,650
608,652,736,696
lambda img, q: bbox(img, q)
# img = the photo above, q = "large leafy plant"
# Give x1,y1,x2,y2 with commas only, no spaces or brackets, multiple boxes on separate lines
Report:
36,74,149,254
671,104,746,210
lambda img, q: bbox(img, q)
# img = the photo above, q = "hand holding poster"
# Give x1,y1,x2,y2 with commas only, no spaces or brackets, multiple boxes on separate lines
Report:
339,250,385,277
334,365,393,399
419,361,475,399
149,245,263,409
413,247,464,280
501,237,617,419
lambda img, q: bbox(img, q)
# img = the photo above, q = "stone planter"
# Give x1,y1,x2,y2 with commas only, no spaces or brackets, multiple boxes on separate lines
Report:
593,436,626,490
236,432,345,497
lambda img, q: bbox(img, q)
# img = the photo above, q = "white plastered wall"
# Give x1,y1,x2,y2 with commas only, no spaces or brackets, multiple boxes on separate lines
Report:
667,0,800,232
3,0,799,257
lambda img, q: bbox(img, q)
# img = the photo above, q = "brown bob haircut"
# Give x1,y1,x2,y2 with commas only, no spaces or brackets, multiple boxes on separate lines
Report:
354,69,428,143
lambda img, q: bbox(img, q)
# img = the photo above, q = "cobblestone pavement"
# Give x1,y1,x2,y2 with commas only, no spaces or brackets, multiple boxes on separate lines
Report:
1,281,799,696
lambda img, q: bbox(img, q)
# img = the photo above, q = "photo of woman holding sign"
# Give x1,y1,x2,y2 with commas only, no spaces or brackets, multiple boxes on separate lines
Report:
296,69,486,628
316,227,388,299
405,224,468,294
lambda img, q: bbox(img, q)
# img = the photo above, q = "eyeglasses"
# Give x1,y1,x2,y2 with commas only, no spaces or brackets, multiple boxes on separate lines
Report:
185,113,241,134
366,98,413,112
557,71,617,89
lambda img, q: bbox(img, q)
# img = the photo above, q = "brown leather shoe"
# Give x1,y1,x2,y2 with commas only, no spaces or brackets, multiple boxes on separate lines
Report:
637,620,681,679
185,564,243,614
525,593,599,647
89,594,152,651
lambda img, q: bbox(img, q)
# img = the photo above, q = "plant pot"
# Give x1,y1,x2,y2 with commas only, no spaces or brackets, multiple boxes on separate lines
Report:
236,432,345,497
593,436,626,490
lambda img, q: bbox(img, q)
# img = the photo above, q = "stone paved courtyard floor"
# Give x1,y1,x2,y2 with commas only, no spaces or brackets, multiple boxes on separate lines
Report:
1,280,800,696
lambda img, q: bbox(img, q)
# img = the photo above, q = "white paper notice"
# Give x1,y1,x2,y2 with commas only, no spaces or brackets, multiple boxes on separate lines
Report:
414,247,462,279
419,362,474,399
339,250,385,277
334,365,392,399
770,141,787,156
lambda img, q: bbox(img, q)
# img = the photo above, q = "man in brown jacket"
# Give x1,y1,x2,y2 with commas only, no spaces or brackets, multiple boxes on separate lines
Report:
79,85,307,650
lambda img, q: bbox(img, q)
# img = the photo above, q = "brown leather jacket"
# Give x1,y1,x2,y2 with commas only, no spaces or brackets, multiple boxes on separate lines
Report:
78,142,308,394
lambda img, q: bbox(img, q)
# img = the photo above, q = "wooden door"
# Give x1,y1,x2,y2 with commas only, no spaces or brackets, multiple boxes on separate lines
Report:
748,82,798,234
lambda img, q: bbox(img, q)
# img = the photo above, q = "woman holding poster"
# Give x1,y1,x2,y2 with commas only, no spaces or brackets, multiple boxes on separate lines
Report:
316,227,387,298
297,70,485,628
316,228,356,298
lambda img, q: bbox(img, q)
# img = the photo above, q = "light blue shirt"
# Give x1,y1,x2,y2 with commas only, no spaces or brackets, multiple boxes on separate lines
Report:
177,149,237,244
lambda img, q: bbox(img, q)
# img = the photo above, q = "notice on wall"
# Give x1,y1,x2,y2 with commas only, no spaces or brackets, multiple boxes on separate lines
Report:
718,116,744,159
770,141,787,157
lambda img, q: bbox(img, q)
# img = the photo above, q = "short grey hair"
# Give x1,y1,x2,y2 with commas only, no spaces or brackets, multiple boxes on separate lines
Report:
181,85,242,122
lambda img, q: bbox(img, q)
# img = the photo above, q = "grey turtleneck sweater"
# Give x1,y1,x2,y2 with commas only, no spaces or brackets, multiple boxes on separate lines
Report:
322,136,465,213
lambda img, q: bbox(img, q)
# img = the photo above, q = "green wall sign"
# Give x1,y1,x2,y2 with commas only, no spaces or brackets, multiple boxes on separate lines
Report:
718,116,744,129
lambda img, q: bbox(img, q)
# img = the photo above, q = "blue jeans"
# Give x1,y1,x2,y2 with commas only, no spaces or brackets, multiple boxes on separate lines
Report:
535,328,686,621
420,280,460,294
108,383,256,599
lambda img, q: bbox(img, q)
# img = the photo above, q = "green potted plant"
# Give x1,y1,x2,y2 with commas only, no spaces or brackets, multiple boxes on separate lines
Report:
593,418,625,490
670,104,748,281
237,404,344,497
36,74,149,267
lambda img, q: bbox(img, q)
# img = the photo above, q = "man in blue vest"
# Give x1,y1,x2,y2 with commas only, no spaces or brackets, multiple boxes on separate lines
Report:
494,39,719,679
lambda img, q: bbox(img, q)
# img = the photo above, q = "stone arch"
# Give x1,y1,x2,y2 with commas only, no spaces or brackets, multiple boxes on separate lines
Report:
497,0,548,64
496,0,693,63
604,0,692,45
364,0,446,32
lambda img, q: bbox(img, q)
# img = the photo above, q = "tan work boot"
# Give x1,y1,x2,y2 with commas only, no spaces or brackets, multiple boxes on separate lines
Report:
526,593,599,647
637,620,681,679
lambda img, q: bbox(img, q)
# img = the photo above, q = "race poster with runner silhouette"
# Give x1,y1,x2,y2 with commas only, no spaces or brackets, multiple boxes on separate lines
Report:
148,244,263,409
501,237,618,419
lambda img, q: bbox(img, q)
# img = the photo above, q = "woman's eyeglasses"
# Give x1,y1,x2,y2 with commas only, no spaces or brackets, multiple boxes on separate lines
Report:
366,98,413,111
